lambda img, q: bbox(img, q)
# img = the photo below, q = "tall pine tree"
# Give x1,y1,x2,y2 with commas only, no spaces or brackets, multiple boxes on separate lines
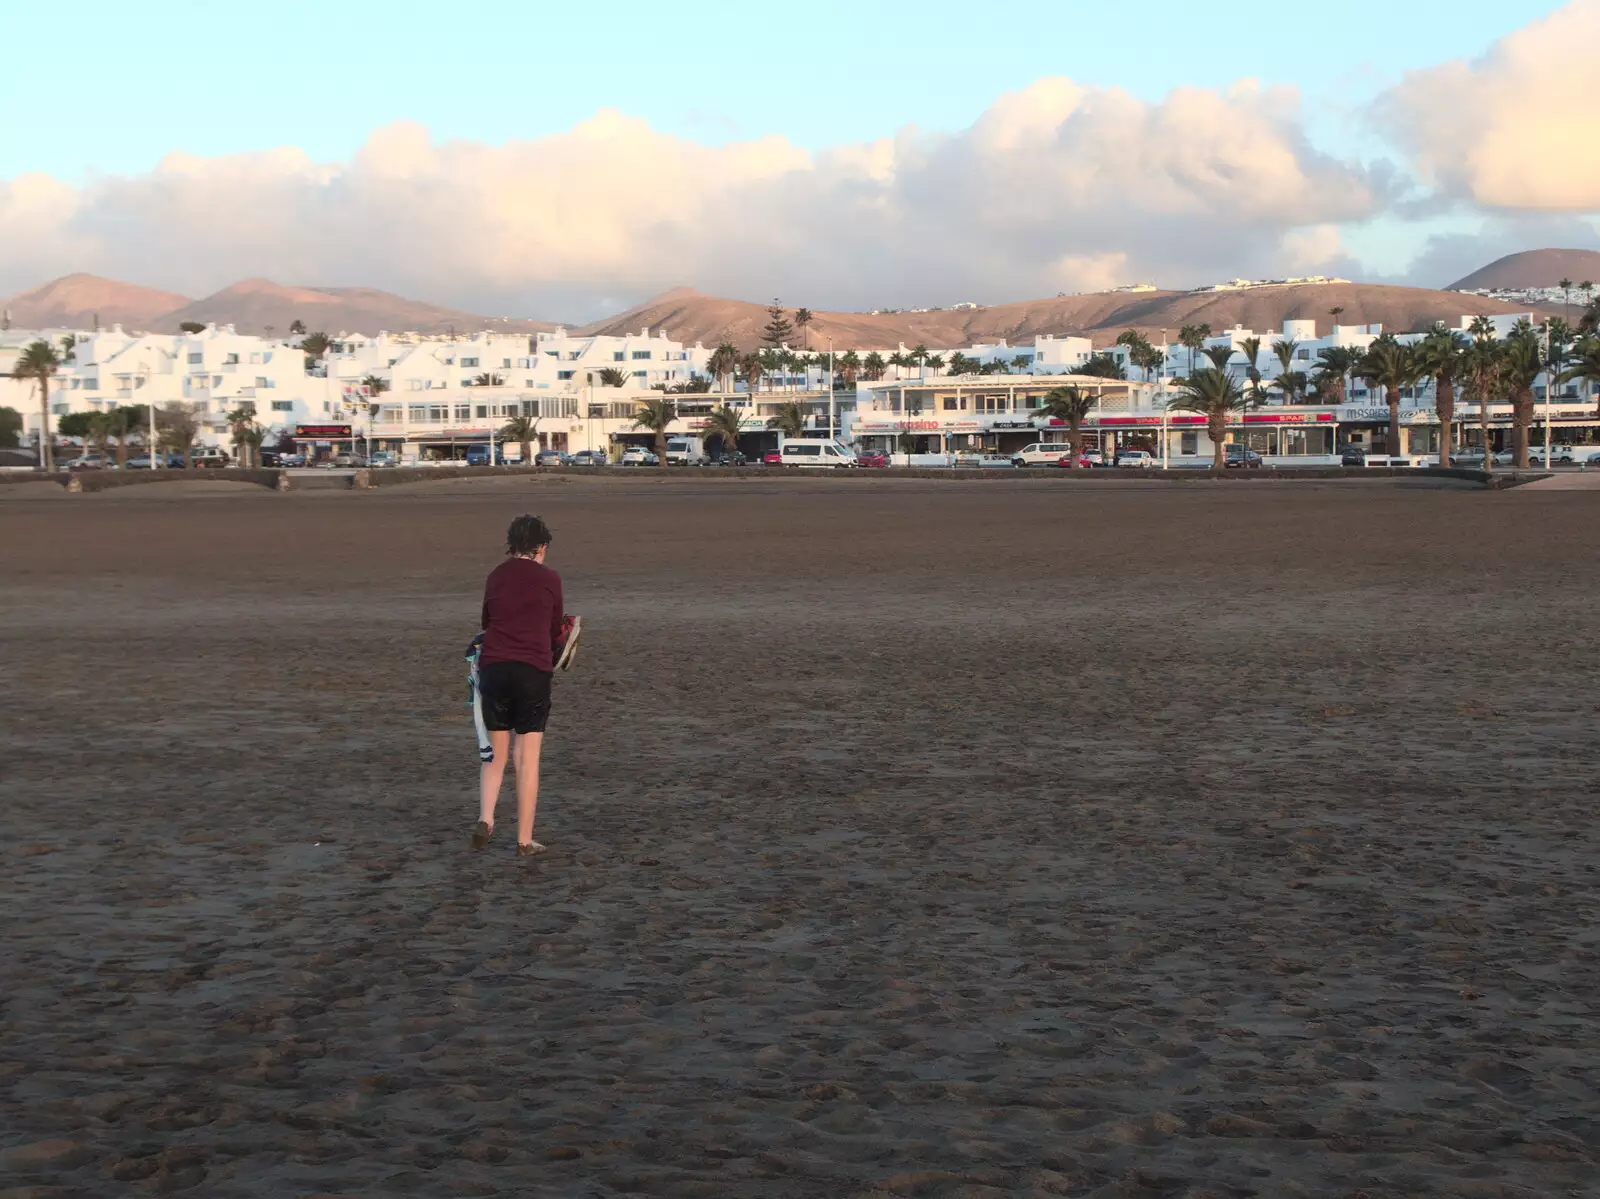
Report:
762,300,794,347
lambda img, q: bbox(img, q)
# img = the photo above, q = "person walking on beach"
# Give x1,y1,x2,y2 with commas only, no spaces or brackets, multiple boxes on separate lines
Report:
472,514,570,857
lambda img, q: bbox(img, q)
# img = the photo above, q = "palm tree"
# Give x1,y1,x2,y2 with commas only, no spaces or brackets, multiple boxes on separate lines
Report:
910,344,929,380
597,367,629,387
739,352,766,394
886,351,907,380
472,372,505,388
707,342,739,392
1357,334,1418,458
767,399,809,440
1168,368,1256,471
225,407,258,467
1011,354,1032,373
794,308,814,350
702,403,746,461
502,413,541,463
242,423,267,468
1178,323,1210,375
160,401,202,467
1329,306,1345,326
1202,345,1235,375
1238,337,1262,390
1560,278,1574,325
926,353,945,377
1460,336,1505,472
1313,345,1361,404
1500,321,1542,468
631,394,677,464
12,339,62,469
862,351,886,382
1033,386,1095,468
838,350,861,387
1558,333,1600,420
1412,325,1465,465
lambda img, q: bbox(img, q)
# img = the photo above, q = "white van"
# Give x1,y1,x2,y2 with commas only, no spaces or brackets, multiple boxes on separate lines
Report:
665,436,708,466
779,440,857,469
1011,441,1073,467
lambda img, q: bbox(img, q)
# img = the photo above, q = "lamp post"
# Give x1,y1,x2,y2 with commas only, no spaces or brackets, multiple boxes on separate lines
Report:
828,338,836,442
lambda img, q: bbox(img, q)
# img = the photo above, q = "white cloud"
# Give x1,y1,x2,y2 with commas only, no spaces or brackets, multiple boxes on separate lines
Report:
0,75,1385,317
1374,0,1600,210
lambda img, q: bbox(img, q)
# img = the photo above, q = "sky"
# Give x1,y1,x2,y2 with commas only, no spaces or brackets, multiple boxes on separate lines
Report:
0,0,1595,320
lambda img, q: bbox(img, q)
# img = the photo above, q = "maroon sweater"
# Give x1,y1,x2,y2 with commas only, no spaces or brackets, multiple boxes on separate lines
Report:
480,557,565,671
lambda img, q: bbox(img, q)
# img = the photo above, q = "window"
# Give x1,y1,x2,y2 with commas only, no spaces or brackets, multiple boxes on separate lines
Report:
463,378,476,387
525,378,535,387
213,376,222,388
187,353,202,364
613,351,625,361
501,359,511,368
632,350,652,360
475,406,487,419
545,350,559,357
271,400,293,412
255,377,268,388
558,371,575,380
631,370,645,378
407,379,423,391
249,352,262,364
224,353,239,365
236,400,256,414
461,357,479,367
455,404,471,420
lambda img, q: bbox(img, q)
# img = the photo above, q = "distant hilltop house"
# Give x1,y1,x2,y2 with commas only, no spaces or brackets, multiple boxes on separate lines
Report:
1192,276,1350,293
1107,283,1159,294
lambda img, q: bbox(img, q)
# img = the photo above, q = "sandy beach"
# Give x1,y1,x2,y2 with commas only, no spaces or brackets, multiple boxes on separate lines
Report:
1,474,1596,1198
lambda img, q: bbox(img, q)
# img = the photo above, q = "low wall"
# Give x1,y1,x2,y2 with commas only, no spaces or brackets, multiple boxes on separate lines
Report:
65,468,284,493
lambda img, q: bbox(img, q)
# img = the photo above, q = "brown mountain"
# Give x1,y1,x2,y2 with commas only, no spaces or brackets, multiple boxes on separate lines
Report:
2,273,191,330
1449,249,1600,291
580,283,1561,351
154,278,558,337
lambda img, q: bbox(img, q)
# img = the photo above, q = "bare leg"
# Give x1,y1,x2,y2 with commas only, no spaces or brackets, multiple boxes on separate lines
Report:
478,730,512,828
514,731,544,845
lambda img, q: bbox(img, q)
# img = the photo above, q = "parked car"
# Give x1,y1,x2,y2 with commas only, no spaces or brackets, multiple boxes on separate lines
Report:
1224,445,1264,469
275,452,307,468
1590,452,1600,468
331,452,367,468
1053,452,1094,469
65,454,113,471
717,451,749,466
1012,441,1076,467
1083,449,1106,467
569,450,605,466
761,451,784,466
464,444,497,467
366,451,399,468
620,447,660,466
957,453,1016,469
1531,446,1578,465
190,448,231,468
856,450,890,468
1114,449,1156,468
1451,447,1489,466
1340,446,1367,467
124,453,187,470
534,449,570,467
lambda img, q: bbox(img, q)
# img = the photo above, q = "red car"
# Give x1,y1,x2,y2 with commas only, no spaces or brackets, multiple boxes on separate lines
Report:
1054,453,1094,469
761,451,783,466
856,450,890,468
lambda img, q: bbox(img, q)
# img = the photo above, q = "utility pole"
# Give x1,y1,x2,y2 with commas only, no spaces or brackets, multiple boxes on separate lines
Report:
828,338,836,442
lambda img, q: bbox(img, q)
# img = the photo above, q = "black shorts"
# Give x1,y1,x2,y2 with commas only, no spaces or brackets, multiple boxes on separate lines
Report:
478,661,552,734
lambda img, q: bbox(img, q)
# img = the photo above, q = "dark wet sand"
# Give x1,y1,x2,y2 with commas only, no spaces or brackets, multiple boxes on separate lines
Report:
2,476,1597,1197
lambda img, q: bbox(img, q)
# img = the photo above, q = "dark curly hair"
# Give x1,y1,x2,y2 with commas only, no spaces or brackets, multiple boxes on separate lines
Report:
506,514,553,556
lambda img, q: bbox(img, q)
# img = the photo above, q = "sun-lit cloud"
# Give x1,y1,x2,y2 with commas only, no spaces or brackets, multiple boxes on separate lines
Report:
1373,0,1600,211
0,74,1387,317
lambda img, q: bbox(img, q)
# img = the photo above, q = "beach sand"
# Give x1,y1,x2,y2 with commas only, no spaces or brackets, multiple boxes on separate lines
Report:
1,475,1596,1197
